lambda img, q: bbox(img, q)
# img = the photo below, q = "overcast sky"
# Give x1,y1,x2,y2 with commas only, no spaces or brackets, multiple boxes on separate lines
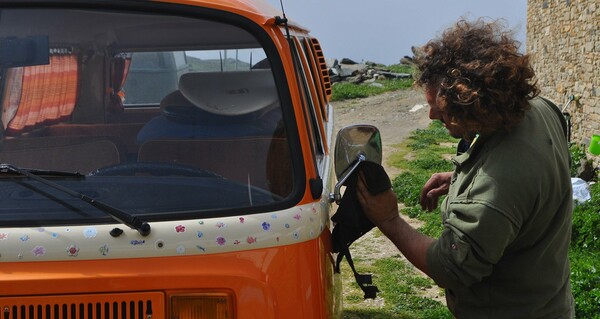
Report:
264,0,527,65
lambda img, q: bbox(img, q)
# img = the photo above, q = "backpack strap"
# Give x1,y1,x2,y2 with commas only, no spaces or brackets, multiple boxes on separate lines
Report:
335,245,379,299
539,97,572,168
540,97,569,140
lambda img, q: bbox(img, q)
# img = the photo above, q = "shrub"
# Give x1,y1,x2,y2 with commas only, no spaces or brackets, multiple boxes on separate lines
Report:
570,249,600,319
569,143,590,177
571,183,600,251
570,182,600,318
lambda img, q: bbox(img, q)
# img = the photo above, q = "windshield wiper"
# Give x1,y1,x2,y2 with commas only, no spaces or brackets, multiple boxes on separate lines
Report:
0,167,85,178
0,163,151,236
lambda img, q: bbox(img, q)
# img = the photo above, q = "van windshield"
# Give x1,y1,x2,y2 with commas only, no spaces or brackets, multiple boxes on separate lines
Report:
0,7,294,226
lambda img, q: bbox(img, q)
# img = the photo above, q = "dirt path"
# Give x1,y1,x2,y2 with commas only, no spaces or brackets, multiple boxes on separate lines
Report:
331,88,447,306
332,88,431,177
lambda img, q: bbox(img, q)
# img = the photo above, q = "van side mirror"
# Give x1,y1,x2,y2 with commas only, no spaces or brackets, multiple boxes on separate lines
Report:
329,125,382,203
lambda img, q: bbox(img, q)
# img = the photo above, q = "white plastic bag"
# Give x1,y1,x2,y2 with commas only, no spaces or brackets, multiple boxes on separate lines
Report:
571,178,591,205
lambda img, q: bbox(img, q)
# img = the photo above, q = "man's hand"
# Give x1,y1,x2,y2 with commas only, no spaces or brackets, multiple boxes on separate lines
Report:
356,171,399,227
419,172,453,211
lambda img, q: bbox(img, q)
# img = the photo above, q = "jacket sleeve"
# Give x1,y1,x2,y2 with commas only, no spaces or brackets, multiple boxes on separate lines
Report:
426,200,519,289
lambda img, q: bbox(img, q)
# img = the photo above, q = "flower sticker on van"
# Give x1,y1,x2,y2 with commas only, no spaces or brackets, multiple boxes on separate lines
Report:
99,244,110,256
67,244,79,257
83,227,98,238
32,246,46,257
261,222,271,231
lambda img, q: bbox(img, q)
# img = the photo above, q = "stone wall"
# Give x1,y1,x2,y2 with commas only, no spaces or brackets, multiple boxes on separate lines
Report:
526,0,599,166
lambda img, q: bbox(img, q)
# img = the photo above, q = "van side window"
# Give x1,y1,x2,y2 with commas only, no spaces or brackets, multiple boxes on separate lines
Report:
294,37,327,154
121,52,182,106
122,49,268,107
291,37,325,171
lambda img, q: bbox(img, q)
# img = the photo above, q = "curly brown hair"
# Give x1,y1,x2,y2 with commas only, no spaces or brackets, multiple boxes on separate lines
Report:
414,18,539,138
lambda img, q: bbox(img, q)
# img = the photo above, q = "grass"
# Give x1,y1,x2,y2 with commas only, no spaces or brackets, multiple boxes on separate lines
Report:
331,79,413,102
385,64,414,74
339,252,452,319
389,122,457,209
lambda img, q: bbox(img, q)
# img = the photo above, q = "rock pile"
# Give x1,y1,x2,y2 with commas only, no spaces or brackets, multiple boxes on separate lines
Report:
327,58,411,85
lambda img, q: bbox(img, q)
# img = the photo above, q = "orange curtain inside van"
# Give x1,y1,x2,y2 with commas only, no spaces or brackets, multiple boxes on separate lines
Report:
2,54,78,134
108,53,132,113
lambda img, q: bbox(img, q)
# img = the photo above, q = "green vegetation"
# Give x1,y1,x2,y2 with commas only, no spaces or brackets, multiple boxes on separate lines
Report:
385,64,415,74
389,121,457,219
339,253,452,319
331,79,413,101
569,143,589,177
570,170,600,319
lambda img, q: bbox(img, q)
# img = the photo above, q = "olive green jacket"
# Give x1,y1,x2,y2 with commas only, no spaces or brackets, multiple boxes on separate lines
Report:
426,97,575,319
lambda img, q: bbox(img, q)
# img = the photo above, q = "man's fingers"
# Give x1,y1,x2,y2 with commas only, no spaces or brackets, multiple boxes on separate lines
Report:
421,190,434,211
425,191,438,211
423,187,444,211
420,179,439,209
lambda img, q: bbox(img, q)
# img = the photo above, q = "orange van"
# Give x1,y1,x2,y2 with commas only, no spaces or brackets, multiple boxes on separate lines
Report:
0,1,383,318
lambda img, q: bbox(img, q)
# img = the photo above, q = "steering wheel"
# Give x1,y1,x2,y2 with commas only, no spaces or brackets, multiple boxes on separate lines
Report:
89,162,223,178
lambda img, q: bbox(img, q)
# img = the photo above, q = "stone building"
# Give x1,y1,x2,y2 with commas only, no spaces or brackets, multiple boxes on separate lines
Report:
526,0,599,167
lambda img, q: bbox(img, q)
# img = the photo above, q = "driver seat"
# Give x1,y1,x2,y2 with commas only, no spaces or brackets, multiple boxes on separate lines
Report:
137,136,290,196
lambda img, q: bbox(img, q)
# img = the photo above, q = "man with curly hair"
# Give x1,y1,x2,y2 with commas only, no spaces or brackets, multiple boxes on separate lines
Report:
356,19,574,318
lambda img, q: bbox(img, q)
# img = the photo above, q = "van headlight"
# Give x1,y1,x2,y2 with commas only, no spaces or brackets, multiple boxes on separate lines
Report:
170,292,234,319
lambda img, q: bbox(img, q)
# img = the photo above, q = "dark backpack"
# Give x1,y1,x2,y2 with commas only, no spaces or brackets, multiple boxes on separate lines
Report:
330,161,391,299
